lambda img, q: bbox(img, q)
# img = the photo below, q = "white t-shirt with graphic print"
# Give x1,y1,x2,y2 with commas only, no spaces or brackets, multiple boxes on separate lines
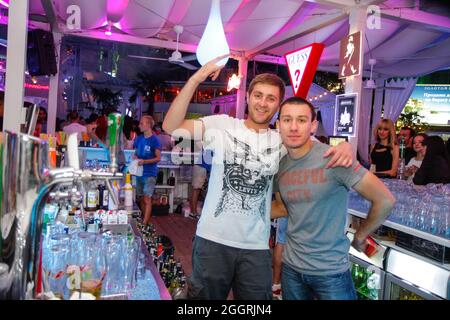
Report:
197,115,284,250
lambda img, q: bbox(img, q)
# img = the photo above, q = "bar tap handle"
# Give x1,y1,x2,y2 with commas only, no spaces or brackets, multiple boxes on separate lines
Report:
66,133,80,170
107,113,123,174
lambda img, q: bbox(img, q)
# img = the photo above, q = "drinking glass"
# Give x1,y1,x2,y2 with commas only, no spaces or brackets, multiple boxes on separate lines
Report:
68,233,106,299
42,244,69,299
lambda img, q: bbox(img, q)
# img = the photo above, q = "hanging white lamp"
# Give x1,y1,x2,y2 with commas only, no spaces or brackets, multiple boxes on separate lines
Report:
196,0,230,66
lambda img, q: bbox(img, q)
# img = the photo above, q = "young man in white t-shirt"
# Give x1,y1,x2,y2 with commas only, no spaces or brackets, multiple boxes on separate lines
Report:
163,55,353,299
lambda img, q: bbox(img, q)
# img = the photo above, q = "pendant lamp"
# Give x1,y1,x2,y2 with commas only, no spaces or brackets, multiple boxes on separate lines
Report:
196,0,230,66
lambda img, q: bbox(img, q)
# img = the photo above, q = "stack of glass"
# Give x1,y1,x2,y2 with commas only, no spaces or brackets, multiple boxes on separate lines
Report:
41,228,141,300
348,180,450,239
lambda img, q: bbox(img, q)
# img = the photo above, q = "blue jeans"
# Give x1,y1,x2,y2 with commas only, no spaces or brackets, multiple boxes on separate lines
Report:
135,176,156,197
281,264,357,300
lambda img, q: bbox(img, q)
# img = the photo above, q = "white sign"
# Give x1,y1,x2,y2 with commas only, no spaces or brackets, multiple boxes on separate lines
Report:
285,46,312,92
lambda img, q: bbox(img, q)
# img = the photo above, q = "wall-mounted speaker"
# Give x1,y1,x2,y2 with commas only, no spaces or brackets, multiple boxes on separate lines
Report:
27,29,57,76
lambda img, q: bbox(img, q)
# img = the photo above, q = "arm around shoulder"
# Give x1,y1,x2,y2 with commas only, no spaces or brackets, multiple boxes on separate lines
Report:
271,192,288,219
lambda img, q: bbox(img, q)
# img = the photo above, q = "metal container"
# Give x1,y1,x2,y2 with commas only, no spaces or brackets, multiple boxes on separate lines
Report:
0,131,49,299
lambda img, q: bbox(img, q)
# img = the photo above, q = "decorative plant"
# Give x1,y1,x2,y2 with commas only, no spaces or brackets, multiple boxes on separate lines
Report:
90,87,122,114
397,100,429,132
129,72,166,116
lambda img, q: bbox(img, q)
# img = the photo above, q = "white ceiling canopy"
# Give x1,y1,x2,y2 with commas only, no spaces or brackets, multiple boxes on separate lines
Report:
24,0,450,78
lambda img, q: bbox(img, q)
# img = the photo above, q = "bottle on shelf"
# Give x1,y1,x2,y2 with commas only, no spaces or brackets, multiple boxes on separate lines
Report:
108,180,120,210
85,181,99,212
157,170,164,185
167,172,175,186
123,173,134,210
97,183,109,210
397,136,406,180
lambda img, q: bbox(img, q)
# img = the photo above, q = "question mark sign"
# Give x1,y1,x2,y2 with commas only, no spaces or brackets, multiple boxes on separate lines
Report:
294,69,300,88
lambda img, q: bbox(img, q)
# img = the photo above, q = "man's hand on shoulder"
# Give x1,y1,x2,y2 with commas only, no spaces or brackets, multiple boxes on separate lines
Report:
323,141,353,168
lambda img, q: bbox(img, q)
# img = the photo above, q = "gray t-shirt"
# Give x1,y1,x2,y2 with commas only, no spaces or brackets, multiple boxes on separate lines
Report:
274,141,367,275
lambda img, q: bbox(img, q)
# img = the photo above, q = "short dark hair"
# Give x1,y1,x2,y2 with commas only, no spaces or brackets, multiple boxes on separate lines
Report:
278,96,316,121
248,73,285,103
401,126,415,137
68,110,79,122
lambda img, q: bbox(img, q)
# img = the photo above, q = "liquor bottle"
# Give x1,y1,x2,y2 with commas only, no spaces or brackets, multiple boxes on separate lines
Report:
98,183,109,210
397,136,406,180
167,172,175,186
85,182,99,212
123,173,134,210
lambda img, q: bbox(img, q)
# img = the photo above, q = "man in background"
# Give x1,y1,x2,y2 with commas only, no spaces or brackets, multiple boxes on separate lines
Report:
399,126,416,164
63,110,87,141
133,115,161,225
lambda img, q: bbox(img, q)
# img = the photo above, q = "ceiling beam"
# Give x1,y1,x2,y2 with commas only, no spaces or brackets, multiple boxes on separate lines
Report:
380,7,450,32
304,0,385,9
246,11,347,57
69,30,199,53
40,0,60,32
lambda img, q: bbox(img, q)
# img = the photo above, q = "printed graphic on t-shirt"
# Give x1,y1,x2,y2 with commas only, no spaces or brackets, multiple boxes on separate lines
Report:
278,168,328,202
214,131,279,220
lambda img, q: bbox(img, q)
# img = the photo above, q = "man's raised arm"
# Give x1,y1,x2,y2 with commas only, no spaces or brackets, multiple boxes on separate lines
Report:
162,55,228,139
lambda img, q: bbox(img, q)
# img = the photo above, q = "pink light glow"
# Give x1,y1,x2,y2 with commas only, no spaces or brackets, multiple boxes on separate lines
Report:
106,0,129,23
0,0,9,8
227,74,241,92
105,30,112,36
25,83,49,90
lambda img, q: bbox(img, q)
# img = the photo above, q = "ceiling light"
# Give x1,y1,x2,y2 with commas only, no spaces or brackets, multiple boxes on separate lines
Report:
196,0,229,66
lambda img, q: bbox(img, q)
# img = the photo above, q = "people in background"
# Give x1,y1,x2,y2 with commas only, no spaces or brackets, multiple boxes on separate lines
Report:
189,141,209,219
398,126,416,164
34,107,48,136
63,110,87,141
272,216,287,300
133,115,161,226
446,138,450,158
0,91,4,131
413,135,450,185
95,114,108,145
404,133,427,182
162,56,353,300
153,122,173,151
271,97,395,300
370,119,399,178
122,115,137,150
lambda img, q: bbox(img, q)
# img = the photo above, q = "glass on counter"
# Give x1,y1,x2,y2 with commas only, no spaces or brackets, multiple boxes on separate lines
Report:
348,179,450,239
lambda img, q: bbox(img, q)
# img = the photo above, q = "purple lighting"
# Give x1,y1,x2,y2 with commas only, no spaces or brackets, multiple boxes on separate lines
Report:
106,0,129,23
0,0,9,8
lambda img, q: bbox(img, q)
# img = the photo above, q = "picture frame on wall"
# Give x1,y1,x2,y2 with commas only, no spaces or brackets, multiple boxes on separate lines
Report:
334,93,358,137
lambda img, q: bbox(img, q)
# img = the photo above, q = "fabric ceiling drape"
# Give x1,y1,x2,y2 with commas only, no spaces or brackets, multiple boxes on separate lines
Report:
383,78,418,122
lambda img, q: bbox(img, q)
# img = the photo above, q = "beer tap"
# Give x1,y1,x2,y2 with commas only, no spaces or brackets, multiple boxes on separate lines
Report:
0,112,124,299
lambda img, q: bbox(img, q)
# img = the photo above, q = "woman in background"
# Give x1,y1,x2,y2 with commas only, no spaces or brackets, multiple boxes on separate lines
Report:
370,119,399,178
95,114,108,145
404,133,427,182
121,115,137,150
413,136,450,185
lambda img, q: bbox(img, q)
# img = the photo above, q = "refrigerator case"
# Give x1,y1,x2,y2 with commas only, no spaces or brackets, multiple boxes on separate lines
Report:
347,232,386,300
384,249,449,300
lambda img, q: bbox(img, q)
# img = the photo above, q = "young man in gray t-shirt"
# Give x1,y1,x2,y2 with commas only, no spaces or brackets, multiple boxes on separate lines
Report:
271,97,395,300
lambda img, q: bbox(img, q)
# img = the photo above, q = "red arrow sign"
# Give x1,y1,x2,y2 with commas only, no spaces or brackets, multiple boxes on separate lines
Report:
284,43,325,99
